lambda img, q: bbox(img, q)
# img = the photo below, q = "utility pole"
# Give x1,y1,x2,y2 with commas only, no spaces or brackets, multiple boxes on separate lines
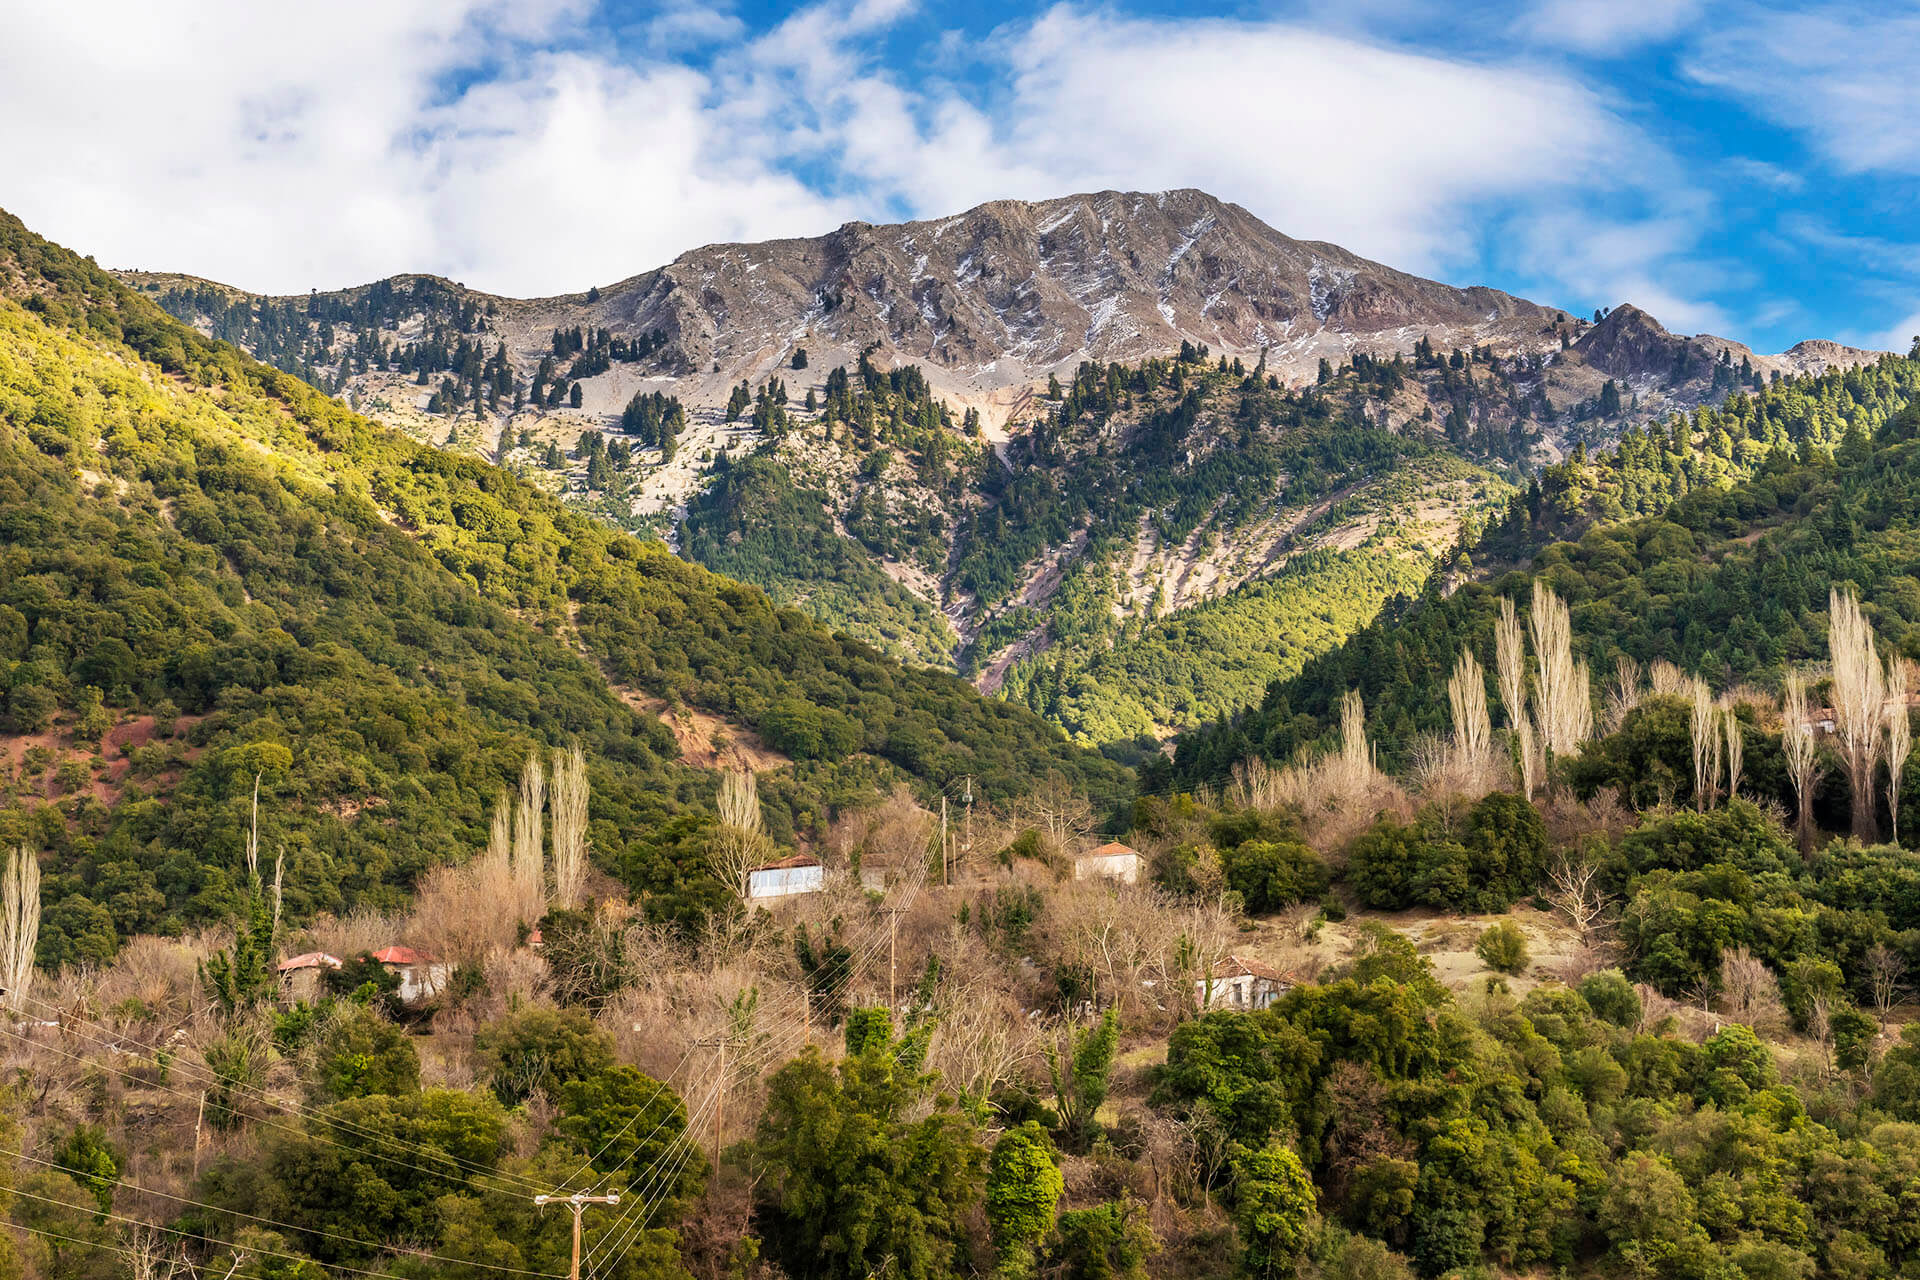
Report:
881,906,907,1009
533,1190,619,1280
940,795,949,887
692,1034,743,1154
962,775,974,875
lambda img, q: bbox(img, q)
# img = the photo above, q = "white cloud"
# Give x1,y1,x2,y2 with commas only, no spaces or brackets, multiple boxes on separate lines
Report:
1501,204,1731,334
0,0,848,293
1874,311,1920,356
1521,0,1703,54
1685,4,1920,174
639,3,747,52
0,0,1704,323
733,4,1661,280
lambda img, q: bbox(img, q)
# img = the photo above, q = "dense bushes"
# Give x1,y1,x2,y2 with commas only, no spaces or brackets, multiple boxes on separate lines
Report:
1155,945,1920,1280
1348,791,1547,913
1222,837,1330,914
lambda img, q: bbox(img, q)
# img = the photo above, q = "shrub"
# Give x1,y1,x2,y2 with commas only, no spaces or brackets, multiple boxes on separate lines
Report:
311,1007,420,1103
474,1006,616,1106
1475,921,1530,974
1578,969,1642,1027
1221,838,1329,914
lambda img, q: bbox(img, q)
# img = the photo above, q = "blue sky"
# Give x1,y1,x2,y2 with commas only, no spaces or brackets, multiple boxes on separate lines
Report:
2,0,1916,353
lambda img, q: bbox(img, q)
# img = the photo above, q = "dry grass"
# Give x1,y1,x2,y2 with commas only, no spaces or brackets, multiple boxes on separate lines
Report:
296,905,402,961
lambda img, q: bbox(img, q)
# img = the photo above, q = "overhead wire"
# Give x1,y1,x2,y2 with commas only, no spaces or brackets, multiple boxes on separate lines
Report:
2,1179,554,1280
0,1144,565,1278
584,841,938,1276
0,1022,544,1200
11,992,555,1195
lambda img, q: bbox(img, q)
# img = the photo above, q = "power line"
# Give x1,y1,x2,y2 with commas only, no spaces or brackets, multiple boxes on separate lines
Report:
585,847,937,1276
0,1023,541,1200
3,1180,546,1280
0,1144,563,1278
12,993,554,1195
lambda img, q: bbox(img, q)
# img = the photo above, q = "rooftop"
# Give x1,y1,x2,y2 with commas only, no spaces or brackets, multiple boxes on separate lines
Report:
277,951,342,973
1207,954,1291,983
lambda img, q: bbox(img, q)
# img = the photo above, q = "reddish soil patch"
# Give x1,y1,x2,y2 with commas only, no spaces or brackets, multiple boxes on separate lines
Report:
617,689,791,773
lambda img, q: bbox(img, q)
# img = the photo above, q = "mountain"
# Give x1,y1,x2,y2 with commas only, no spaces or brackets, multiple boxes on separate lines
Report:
120,190,1881,436
116,191,1886,745
0,206,1126,965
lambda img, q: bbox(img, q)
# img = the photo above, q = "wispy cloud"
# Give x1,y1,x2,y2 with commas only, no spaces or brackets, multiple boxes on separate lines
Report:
1521,0,1703,55
0,0,1748,339
1685,4,1920,173
0,0,853,293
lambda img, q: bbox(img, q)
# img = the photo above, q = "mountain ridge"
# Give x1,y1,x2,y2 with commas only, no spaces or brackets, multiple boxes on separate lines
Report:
117,189,1884,469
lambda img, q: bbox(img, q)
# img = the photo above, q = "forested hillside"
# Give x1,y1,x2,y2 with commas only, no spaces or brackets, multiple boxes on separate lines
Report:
0,207,1124,965
1163,351,1920,789
123,196,1884,754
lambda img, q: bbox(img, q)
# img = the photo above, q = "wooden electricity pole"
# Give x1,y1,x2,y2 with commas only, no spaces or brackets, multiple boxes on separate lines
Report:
940,795,949,887
962,775,974,874
692,1033,744,1153
881,906,907,1008
533,1190,620,1280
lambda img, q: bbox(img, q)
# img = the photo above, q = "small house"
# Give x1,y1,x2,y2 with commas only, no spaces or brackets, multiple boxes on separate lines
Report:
1196,956,1291,1012
277,951,342,1003
1074,841,1141,885
370,945,452,1007
747,853,824,901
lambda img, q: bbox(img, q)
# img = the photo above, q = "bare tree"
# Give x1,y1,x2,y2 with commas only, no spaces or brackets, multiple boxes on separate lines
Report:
710,770,773,900
489,788,512,866
1449,647,1493,783
1690,680,1719,811
1830,587,1886,840
1723,703,1744,802
1545,841,1617,954
512,751,548,918
1867,941,1907,1017
1649,659,1691,699
2,845,39,1012
1605,655,1642,733
1781,672,1822,851
926,972,1034,1117
1807,994,1835,1078
270,846,285,939
1530,582,1593,758
550,746,589,910
246,771,262,886
1717,945,1785,1033
1888,658,1912,844
1023,774,1097,858
1335,688,1375,794
124,1226,191,1280
1228,756,1282,811
1495,596,1538,794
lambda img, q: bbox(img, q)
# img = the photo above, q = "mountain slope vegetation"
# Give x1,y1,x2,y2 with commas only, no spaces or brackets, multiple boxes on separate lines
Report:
0,207,1125,965
123,193,1885,751
1160,349,1920,789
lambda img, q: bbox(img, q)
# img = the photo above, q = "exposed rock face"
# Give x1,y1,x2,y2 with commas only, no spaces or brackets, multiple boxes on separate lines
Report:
1572,303,1880,389
121,188,1885,432
125,189,1581,426
584,188,1559,400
